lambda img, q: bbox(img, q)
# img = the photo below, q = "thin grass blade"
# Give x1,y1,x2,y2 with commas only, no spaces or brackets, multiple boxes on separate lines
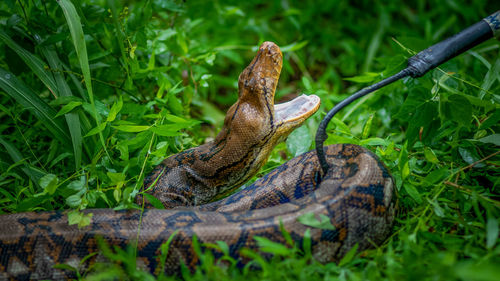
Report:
0,67,70,143
0,29,58,96
58,0,109,158
39,42,83,169
0,136,44,187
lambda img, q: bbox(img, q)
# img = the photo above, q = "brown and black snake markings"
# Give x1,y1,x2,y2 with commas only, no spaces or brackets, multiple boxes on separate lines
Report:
0,42,395,280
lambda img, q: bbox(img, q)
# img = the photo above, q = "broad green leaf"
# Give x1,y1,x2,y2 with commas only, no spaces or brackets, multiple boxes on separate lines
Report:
67,210,92,228
254,236,292,256
486,217,499,249
151,126,183,137
40,174,58,195
423,167,450,184
360,137,389,146
427,198,445,217
424,147,439,164
344,72,380,83
66,194,82,207
403,183,422,204
113,125,150,133
67,178,86,191
142,193,166,209
55,101,82,117
286,126,312,157
107,98,123,122
458,147,485,168
297,212,335,230
478,134,500,146
448,94,472,126
479,110,500,130
84,122,107,137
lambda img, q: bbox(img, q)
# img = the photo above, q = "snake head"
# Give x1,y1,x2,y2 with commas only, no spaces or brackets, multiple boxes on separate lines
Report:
224,41,320,144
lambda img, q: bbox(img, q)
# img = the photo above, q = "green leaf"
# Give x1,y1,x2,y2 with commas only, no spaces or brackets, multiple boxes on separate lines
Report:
158,229,180,275
84,122,107,137
38,42,83,169
55,101,82,117
338,243,359,267
66,194,82,207
359,137,389,146
286,126,311,157
344,72,380,83
67,210,93,228
142,193,166,209
458,147,485,168
398,142,409,181
58,0,109,158
403,183,422,204
107,98,123,122
280,40,309,53
40,174,58,195
0,68,70,143
254,236,292,256
478,134,500,146
297,212,335,230
423,167,450,184
427,198,445,217
0,29,58,95
67,178,86,191
440,94,472,126
361,114,374,139
486,217,499,249
479,110,500,130
0,136,44,186
424,147,439,164
52,263,78,273
113,125,150,133
479,57,500,99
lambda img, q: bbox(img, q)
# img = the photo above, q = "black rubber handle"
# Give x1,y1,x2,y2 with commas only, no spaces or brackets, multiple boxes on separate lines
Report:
315,11,500,175
407,10,500,78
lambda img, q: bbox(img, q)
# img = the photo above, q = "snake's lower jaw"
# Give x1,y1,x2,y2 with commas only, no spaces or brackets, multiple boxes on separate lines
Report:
274,94,321,133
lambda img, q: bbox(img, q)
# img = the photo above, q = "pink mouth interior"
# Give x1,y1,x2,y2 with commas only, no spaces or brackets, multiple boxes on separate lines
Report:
274,94,320,123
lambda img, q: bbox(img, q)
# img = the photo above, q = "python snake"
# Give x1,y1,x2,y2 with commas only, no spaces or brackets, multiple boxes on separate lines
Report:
0,42,395,280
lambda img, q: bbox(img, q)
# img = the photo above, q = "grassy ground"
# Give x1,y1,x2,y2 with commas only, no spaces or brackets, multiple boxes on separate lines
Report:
0,0,499,280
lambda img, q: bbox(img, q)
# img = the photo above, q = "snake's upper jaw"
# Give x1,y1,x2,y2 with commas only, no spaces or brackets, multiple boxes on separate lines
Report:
274,94,320,132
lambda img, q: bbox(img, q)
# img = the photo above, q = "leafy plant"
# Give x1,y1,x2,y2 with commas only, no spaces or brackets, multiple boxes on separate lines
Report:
0,0,499,280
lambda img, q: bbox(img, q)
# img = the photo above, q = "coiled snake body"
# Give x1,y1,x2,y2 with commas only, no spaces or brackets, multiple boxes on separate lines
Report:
0,42,395,280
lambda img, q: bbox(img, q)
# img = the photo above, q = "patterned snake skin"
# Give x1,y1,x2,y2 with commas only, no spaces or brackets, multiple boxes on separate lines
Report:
0,42,395,280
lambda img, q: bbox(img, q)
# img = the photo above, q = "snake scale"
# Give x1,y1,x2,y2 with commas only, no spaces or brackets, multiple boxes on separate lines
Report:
0,42,395,280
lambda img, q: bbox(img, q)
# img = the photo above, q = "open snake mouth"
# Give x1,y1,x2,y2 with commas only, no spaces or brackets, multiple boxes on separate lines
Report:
274,94,321,124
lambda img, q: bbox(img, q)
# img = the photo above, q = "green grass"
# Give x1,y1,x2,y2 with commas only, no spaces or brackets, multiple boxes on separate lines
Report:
0,0,499,280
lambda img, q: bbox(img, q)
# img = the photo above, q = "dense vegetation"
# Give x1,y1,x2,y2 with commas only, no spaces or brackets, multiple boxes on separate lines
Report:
0,0,499,280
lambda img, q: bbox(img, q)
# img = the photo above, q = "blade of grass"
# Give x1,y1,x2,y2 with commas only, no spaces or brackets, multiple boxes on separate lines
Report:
38,41,83,170
107,0,130,79
0,67,70,143
58,0,110,159
0,29,58,96
0,136,44,187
